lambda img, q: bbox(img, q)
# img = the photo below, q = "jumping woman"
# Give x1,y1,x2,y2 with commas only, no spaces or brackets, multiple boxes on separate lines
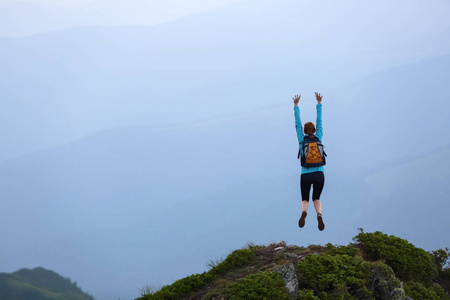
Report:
293,92,325,231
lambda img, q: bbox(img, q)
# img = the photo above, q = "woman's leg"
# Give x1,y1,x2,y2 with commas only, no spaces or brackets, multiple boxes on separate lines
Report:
313,200,322,214
301,200,309,212
311,172,325,230
312,172,325,212
299,174,312,228
300,174,312,211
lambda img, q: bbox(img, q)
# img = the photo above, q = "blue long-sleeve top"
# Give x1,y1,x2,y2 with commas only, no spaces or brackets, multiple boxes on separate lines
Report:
294,104,324,174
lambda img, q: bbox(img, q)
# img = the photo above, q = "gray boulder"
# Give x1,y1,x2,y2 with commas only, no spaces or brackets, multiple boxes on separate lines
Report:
273,263,299,299
369,263,406,300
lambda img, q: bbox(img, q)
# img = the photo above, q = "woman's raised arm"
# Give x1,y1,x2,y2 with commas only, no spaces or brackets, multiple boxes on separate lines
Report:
315,92,323,140
293,94,304,143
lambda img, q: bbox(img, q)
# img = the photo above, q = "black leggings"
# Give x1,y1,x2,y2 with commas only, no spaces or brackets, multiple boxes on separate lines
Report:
300,171,324,202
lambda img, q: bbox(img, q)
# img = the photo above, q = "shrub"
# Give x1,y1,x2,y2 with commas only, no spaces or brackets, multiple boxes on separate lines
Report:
221,271,291,300
433,248,450,294
298,289,320,300
325,243,358,257
433,248,450,271
202,287,220,300
297,254,373,299
438,268,450,295
404,282,450,300
138,272,212,300
354,231,438,283
209,248,255,276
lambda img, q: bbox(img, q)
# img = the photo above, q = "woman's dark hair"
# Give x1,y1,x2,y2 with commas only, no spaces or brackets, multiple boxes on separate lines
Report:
304,122,316,135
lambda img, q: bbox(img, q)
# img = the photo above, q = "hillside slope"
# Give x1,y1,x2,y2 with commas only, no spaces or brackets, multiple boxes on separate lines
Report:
0,267,94,300
137,231,450,300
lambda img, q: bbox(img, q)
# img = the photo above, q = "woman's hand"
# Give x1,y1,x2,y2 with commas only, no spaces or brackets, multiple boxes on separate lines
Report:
315,92,323,104
292,94,301,106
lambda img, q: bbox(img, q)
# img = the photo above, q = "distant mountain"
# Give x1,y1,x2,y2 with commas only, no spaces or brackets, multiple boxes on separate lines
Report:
359,146,450,249
365,147,450,197
328,53,450,170
0,267,94,300
0,0,241,37
1,0,450,161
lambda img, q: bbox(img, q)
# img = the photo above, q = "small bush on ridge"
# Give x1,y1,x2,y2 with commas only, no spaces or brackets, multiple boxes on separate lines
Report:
297,254,373,299
298,289,320,300
325,243,358,257
354,231,438,283
209,248,255,276
138,272,212,300
221,271,291,300
404,282,450,300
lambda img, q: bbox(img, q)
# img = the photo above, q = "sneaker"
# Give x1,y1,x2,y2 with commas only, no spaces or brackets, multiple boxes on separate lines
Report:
317,214,325,231
298,211,307,228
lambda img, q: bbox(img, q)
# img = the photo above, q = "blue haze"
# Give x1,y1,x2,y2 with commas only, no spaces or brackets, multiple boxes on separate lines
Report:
1,1,450,300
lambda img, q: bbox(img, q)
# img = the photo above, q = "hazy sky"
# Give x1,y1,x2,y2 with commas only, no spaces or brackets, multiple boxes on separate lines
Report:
0,0,240,6
0,0,243,36
0,0,95,5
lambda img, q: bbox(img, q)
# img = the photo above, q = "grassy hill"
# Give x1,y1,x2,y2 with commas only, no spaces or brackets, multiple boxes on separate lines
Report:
0,267,94,300
137,230,450,300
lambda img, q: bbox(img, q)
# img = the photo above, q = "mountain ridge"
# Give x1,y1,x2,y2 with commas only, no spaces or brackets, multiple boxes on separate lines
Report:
2,0,450,161
0,267,95,300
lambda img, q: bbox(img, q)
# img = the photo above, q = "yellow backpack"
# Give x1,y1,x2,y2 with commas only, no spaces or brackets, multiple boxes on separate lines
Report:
298,135,327,168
